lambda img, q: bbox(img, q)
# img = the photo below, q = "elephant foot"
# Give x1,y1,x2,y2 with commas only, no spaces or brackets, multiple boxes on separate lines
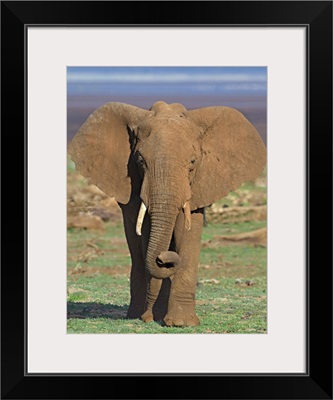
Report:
140,310,154,323
127,301,146,319
141,308,167,323
164,312,200,327
127,307,144,319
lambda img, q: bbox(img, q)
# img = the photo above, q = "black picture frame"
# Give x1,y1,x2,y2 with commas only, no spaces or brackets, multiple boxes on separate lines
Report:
1,1,332,399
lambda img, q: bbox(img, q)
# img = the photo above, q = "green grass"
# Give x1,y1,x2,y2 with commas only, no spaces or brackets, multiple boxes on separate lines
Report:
67,161,266,334
67,219,267,334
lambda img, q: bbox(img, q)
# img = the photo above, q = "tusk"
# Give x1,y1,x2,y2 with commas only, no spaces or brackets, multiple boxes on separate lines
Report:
136,202,147,236
183,202,191,231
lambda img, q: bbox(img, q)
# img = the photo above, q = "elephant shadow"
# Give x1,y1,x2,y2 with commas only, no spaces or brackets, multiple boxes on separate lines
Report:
67,302,128,320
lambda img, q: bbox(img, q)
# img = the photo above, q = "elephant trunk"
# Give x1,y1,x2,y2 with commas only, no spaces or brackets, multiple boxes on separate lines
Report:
144,193,182,279
142,160,191,279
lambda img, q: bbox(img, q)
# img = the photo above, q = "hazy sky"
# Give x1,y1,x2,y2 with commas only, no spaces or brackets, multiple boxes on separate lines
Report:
67,66,266,97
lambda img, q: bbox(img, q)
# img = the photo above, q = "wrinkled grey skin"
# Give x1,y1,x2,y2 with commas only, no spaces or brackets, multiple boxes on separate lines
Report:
68,101,266,326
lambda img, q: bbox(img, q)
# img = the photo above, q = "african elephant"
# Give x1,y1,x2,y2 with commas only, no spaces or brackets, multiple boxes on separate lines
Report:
68,101,266,327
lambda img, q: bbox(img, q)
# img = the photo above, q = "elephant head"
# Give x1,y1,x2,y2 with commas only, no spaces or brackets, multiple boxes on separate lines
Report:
68,101,266,279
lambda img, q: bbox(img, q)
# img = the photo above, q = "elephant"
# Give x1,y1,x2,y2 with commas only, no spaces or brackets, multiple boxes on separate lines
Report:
68,100,266,327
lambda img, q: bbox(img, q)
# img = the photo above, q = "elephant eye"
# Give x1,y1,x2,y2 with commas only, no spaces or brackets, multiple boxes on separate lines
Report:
189,157,196,172
136,153,146,167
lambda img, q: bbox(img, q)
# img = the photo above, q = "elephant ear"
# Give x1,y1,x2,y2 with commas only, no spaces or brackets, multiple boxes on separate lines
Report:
189,106,266,210
68,102,151,204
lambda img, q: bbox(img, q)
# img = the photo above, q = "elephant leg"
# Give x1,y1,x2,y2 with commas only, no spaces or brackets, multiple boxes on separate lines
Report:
140,217,172,322
122,212,147,319
122,207,170,322
164,209,204,327
141,276,171,322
